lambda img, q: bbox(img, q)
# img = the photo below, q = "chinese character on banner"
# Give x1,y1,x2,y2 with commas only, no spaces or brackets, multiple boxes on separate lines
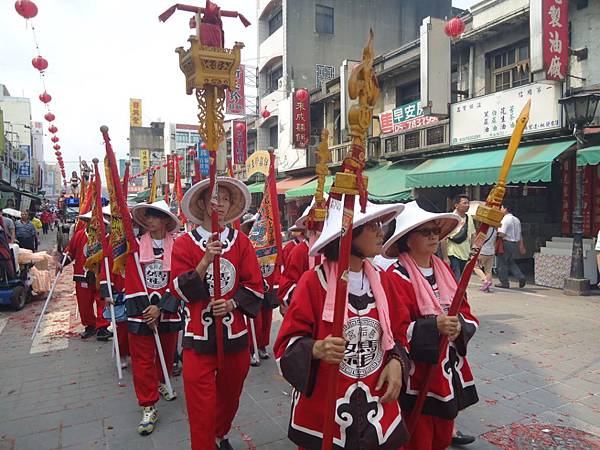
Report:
583,165,593,236
378,111,394,134
232,120,247,164
543,0,568,81
226,65,245,115
293,89,310,148
197,142,210,177
561,158,572,235
130,98,142,127
167,155,175,184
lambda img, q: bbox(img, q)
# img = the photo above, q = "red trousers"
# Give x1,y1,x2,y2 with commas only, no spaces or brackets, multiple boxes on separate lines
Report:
183,349,250,450
404,414,453,450
249,306,273,350
75,283,110,329
129,331,178,407
116,321,129,358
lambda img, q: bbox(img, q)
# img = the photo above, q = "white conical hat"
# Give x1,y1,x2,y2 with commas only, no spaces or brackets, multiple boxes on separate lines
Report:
181,177,251,225
77,210,109,224
381,201,460,259
294,193,329,230
130,200,180,232
241,213,258,226
309,196,404,257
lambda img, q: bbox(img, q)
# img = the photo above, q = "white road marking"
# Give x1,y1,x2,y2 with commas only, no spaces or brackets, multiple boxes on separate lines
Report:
30,310,70,354
0,317,7,336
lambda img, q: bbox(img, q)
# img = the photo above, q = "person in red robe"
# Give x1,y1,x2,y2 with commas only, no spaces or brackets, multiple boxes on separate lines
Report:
282,224,305,268
121,200,183,436
170,177,263,450
381,201,479,450
274,198,411,450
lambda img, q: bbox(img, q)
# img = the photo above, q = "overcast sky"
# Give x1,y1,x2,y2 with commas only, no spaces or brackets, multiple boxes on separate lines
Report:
1,0,479,179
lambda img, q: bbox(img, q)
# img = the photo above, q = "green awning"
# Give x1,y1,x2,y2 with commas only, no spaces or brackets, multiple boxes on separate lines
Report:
134,189,150,202
406,140,575,188
366,162,416,203
285,163,415,203
285,176,335,199
247,182,265,194
577,146,600,167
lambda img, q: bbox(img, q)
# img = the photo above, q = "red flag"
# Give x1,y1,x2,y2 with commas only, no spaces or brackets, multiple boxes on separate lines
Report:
83,163,107,282
174,158,186,225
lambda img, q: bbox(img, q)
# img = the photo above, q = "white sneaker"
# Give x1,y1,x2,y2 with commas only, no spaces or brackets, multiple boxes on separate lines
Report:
137,406,158,435
158,383,177,401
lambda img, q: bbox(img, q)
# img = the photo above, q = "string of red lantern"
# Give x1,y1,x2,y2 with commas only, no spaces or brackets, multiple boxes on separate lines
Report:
14,0,68,187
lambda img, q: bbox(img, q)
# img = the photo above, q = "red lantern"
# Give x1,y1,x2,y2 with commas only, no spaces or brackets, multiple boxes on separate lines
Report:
51,136,59,143
55,151,61,157
44,112,55,122
31,55,48,71
177,155,184,161
48,125,57,133
200,142,207,149
39,91,52,103
444,17,465,38
295,88,309,102
235,122,246,132
188,148,196,156
15,0,37,19
261,107,271,119
53,144,60,150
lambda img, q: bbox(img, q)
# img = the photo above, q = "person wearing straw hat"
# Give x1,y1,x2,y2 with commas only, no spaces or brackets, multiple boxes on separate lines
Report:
277,196,325,310
381,201,479,450
274,197,411,450
62,209,112,340
123,199,183,436
170,177,264,450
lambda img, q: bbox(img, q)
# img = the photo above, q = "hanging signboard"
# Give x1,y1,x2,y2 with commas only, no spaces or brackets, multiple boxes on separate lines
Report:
167,155,175,183
378,100,439,135
292,91,310,149
245,150,270,179
226,65,245,115
232,120,248,164
197,142,210,177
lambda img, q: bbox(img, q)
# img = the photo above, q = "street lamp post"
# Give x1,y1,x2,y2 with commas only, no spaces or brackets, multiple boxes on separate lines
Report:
559,92,600,296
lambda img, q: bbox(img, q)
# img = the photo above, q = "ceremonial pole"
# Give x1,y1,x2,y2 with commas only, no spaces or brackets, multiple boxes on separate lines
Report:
165,6,245,368
321,30,379,450
407,100,531,434
30,253,67,341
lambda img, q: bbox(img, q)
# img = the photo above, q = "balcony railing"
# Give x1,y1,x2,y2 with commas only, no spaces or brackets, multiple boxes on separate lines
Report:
329,141,379,165
381,119,449,158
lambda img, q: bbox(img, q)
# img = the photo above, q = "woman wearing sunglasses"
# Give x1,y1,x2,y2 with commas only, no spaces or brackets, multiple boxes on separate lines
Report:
381,201,479,450
274,198,412,450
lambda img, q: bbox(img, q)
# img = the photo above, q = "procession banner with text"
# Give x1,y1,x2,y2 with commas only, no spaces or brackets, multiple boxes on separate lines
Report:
226,65,245,115
293,93,310,148
231,120,247,165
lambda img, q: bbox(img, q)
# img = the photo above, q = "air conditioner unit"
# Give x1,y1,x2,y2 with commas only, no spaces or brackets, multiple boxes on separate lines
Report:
277,77,285,90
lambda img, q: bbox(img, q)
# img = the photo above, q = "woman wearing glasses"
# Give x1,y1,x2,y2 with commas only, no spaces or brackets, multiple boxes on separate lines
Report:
381,201,479,450
274,199,411,450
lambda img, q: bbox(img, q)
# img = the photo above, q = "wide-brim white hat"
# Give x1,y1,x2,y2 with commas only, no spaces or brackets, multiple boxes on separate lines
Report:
102,205,111,216
2,208,22,219
288,224,303,232
130,200,180,232
241,213,258,226
382,201,460,259
294,193,329,230
309,196,404,257
77,210,109,224
181,177,251,225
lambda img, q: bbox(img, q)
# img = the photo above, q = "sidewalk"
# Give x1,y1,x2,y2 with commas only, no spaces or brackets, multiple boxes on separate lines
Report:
1,240,599,449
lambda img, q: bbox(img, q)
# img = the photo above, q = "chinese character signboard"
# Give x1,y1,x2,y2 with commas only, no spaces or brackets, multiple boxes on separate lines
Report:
293,93,310,148
130,98,142,127
450,82,562,145
197,142,210,177
167,155,175,183
561,158,572,235
583,165,593,236
592,166,600,236
245,150,270,179
18,145,31,179
231,120,247,164
543,0,568,81
378,100,439,135
226,65,245,115
139,149,150,173
315,64,335,89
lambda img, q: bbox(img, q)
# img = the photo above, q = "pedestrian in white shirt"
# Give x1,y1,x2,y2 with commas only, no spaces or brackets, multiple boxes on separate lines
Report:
473,227,496,293
496,203,526,288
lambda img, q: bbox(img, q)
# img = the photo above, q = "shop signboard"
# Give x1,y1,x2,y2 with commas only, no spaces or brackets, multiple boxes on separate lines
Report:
450,82,562,145
226,65,245,115
378,100,439,135
561,158,572,235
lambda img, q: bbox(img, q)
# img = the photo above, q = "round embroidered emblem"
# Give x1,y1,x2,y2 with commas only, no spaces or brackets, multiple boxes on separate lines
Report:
339,316,384,379
260,263,275,278
205,258,236,297
145,260,169,290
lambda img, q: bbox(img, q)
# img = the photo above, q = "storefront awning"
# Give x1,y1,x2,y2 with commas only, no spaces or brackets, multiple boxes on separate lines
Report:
285,163,415,203
576,146,600,167
247,182,265,194
406,140,575,188
247,176,317,195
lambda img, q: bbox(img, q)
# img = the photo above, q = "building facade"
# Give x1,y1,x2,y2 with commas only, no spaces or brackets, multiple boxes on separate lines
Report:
129,121,165,194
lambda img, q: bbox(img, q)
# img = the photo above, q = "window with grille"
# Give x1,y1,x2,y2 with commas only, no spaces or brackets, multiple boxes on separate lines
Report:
491,42,530,92
404,131,420,150
175,132,189,143
384,137,398,153
269,9,282,36
316,5,334,34
426,126,445,145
